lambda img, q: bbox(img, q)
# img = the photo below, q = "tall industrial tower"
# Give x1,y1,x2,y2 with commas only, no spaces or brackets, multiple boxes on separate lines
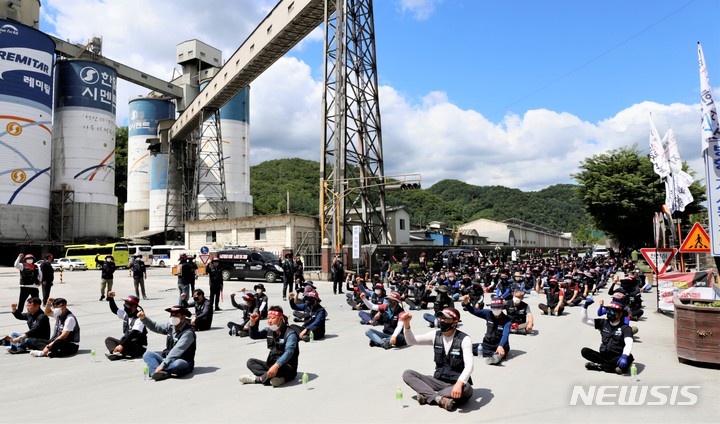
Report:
321,0,387,253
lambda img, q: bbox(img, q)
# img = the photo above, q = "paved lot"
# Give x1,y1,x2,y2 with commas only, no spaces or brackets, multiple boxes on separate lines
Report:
1,266,719,423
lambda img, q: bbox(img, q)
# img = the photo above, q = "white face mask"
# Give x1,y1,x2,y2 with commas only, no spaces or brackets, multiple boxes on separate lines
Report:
513,297,521,305
52,307,63,316
491,308,502,317
26,259,34,264
374,289,382,295
268,324,279,331
169,316,181,326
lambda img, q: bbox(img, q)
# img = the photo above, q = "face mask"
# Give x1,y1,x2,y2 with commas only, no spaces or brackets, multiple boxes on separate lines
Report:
514,277,522,282
416,283,423,288
268,324,280,331
550,284,557,289
169,316,181,326
123,306,133,314
607,311,618,321
374,289,382,295
513,297,521,305
26,259,34,264
193,296,200,302
448,277,455,282
438,321,454,332
256,289,263,295
491,308,503,317
52,307,62,316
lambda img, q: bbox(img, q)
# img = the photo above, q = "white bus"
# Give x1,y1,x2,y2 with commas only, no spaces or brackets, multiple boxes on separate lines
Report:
129,245,153,265
150,245,186,267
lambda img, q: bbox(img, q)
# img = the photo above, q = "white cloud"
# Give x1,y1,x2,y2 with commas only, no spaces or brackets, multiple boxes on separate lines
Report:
397,0,444,21
41,1,708,194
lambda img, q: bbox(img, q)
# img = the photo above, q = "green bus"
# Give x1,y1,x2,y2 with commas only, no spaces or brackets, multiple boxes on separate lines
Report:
64,243,130,269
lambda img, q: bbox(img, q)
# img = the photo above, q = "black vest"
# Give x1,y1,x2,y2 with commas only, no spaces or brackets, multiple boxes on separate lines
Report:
266,324,299,369
303,306,326,337
370,293,384,305
164,322,196,363
598,319,628,356
53,310,80,344
433,330,472,385
40,261,54,284
505,301,529,324
123,313,148,347
20,263,39,286
483,312,511,345
381,304,403,335
207,264,223,286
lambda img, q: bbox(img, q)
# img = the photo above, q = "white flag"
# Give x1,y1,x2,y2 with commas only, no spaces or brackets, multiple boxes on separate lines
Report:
662,128,682,173
699,42,720,154
665,171,694,214
649,114,670,177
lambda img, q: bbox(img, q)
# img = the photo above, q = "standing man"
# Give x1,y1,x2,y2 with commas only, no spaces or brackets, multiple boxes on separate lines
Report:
14,253,40,313
39,254,54,307
130,253,148,300
401,252,411,276
239,306,299,387
206,257,224,310
281,253,295,301
139,305,196,381
30,298,80,358
380,254,391,284
4,298,50,353
178,255,197,304
104,291,147,360
99,255,117,301
331,254,345,295
401,308,474,411
182,289,214,331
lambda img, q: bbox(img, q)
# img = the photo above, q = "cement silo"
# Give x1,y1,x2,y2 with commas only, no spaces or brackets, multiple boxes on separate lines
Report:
0,19,54,240
124,98,175,236
51,60,118,238
221,86,253,217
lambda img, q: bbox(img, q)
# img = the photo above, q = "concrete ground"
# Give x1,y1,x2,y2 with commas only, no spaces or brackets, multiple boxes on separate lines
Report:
1,266,719,423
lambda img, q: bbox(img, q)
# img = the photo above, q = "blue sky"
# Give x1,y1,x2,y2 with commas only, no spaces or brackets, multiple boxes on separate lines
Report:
40,0,720,190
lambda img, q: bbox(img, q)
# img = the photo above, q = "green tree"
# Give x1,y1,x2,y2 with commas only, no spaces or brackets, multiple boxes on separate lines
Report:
115,126,128,236
573,145,705,247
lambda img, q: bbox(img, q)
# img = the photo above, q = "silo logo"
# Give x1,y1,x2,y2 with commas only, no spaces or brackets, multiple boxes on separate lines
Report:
0,24,19,35
80,66,99,84
6,122,22,136
11,169,26,183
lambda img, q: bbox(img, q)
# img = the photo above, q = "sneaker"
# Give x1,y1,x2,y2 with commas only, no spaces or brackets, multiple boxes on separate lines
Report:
239,375,257,384
369,340,378,347
99,295,105,301
282,297,287,301
301,335,310,343
142,296,149,300
7,346,28,354
382,340,392,350
29,350,45,357
270,377,286,387
151,370,170,381
585,362,602,371
615,367,624,375
485,353,501,365
438,396,455,411
417,394,428,405
105,352,122,361
516,328,527,335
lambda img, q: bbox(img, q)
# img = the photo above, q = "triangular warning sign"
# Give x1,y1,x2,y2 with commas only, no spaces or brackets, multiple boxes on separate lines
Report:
640,248,677,274
680,223,711,253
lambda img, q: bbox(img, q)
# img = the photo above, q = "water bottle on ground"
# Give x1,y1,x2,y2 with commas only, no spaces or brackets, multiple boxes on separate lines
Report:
231,326,237,337
630,363,638,382
90,348,97,362
395,387,404,408
309,331,314,343
301,371,309,389
143,363,150,381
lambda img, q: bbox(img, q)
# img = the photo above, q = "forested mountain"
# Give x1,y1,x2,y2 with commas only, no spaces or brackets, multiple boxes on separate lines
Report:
249,159,590,233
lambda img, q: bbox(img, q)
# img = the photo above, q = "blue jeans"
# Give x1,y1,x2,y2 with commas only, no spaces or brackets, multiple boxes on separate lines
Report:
365,328,406,346
178,280,190,304
423,313,437,327
143,351,193,377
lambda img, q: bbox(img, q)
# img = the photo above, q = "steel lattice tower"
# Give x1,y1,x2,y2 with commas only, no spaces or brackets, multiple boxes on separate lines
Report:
321,0,387,253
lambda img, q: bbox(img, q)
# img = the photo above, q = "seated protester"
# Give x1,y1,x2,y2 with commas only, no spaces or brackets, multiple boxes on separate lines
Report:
288,291,326,342
395,278,411,302
361,291,407,349
505,290,534,335
346,276,369,310
292,285,317,322
405,278,428,310
609,276,644,320
494,273,516,302
29,298,80,358
4,297,50,353
400,308,474,411
446,273,462,301
466,278,485,311
227,292,258,337
423,285,453,328
140,305,196,381
104,292,147,360
181,289,213,331
462,297,511,365
538,278,565,316
580,298,635,374
597,294,638,335
583,270,598,296
253,284,269,319
239,306,299,387
511,272,529,294
358,283,386,324
563,277,582,307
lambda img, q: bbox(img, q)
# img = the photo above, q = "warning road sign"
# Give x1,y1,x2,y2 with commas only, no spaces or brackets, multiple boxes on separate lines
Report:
680,223,711,253
199,254,211,265
640,248,677,274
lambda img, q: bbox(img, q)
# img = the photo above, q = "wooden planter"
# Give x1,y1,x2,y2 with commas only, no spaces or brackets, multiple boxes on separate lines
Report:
674,301,720,365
